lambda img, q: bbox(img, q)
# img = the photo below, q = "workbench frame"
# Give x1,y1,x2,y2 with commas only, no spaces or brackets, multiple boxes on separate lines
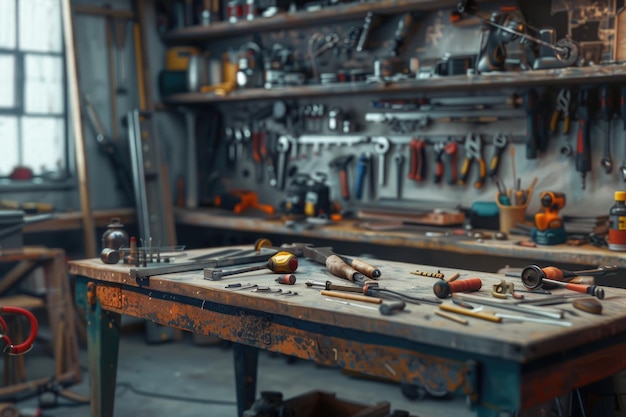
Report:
69,252,626,417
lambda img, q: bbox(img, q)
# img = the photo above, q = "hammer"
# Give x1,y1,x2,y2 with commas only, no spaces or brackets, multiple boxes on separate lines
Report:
329,155,354,200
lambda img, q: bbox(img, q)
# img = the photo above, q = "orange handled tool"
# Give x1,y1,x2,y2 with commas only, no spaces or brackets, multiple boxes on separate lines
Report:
433,277,482,299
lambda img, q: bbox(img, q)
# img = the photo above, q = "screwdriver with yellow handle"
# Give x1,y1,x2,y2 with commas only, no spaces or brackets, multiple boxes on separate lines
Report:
204,251,298,281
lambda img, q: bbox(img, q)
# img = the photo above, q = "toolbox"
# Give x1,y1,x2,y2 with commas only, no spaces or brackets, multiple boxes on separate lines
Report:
0,210,24,249
244,390,390,417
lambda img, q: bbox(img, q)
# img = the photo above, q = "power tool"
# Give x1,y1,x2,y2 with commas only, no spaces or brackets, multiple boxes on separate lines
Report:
531,191,567,245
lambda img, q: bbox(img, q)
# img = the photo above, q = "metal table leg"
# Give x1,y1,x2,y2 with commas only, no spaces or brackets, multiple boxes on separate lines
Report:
233,343,259,417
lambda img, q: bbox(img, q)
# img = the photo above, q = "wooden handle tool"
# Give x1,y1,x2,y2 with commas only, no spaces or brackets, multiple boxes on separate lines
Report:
321,290,382,304
439,304,502,323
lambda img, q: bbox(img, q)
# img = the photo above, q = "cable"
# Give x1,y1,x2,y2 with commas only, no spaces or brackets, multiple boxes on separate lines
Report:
115,382,237,406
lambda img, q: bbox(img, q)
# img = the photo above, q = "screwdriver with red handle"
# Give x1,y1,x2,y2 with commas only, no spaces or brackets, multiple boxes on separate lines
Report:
576,87,594,190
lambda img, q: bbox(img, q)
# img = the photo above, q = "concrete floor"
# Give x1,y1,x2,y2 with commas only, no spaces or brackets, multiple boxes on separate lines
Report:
9,325,478,417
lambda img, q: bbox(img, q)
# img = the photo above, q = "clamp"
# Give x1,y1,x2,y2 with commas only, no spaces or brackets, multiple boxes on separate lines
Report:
459,133,486,188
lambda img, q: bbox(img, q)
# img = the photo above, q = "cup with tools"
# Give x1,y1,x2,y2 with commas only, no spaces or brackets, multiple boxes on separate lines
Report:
495,177,537,234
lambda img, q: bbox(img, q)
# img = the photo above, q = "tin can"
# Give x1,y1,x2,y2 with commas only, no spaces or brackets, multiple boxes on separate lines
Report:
609,191,626,251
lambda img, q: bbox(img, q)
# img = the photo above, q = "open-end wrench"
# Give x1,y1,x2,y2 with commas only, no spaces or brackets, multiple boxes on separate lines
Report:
372,137,391,186
275,136,290,190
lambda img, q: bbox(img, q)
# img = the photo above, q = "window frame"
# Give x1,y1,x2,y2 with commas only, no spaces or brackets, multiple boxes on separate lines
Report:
0,0,72,189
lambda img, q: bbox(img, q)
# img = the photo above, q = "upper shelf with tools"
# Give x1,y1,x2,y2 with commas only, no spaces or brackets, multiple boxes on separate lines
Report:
163,65,626,105
161,0,460,43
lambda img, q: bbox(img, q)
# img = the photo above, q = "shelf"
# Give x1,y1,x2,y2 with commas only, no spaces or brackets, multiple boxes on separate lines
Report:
174,208,626,269
23,208,136,234
161,0,459,44
163,65,626,105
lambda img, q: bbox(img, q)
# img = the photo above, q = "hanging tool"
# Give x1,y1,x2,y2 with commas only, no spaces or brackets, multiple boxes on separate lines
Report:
373,137,391,187
354,152,371,200
459,133,486,188
444,140,458,185
408,138,427,182
390,13,413,56
321,290,382,304
356,11,380,52
204,251,298,280
487,133,508,178
112,16,129,94
329,155,354,200
433,277,482,299
393,153,405,198
576,87,595,190
550,88,572,135
433,143,445,184
599,84,615,174
524,89,541,159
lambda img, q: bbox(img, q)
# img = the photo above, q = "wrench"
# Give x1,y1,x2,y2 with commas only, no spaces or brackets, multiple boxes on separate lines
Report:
372,137,391,186
275,136,290,190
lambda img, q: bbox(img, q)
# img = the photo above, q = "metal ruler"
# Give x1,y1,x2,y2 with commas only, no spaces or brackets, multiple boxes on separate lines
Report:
128,109,177,246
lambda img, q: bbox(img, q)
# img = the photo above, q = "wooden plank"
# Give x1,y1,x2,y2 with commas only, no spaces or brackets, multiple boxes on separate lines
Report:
0,261,38,295
0,295,45,310
23,209,136,234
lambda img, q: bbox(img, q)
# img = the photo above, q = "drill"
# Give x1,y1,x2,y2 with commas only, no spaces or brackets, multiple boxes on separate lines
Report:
532,191,567,245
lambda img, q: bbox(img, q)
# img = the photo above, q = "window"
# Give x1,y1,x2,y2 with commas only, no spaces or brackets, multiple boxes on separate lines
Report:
0,0,67,180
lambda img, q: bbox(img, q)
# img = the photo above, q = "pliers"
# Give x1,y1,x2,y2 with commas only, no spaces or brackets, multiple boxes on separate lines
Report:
459,133,486,189
550,88,572,134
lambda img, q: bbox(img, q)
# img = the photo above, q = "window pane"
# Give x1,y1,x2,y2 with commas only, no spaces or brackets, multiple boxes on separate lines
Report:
21,116,65,175
0,54,15,107
24,54,63,114
19,0,62,52
0,116,18,175
0,0,16,49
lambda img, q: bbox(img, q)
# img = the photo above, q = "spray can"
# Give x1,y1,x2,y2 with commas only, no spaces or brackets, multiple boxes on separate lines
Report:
608,191,626,251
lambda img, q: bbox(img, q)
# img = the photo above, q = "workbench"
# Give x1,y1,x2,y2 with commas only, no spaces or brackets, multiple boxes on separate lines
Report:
69,246,626,417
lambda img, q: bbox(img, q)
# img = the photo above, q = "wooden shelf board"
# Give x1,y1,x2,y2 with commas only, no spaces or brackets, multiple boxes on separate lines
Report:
162,0,459,43
164,66,626,105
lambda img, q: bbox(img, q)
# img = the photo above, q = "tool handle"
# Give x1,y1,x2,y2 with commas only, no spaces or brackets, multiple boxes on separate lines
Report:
563,115,571,135
344,256,381,279
267,252,298,273
549,111,560,134
356,12,376,52
326,254,362,284
439,303,501,323
434,154,443,184
408,139,418,180
415,140,426,181
444,142,458,185
474,159,486,189
328,283,363,293
379,301,406,315
458,158,471,185
433,278,482,299
321,289,382,304
252,131,261,163
338,169,350,200
275,274,296,285
564,283,605,299
488,148,503,177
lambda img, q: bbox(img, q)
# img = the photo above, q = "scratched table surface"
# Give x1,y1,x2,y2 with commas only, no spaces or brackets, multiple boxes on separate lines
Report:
68,246,626,363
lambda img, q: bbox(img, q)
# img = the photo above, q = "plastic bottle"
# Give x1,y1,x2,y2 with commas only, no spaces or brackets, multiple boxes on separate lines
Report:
101,218,129,251
608,191,626,251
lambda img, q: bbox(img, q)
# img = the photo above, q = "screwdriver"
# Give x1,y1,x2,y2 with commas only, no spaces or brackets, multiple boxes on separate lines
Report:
204,251,298,280
576,87,594,190
599,84,614,174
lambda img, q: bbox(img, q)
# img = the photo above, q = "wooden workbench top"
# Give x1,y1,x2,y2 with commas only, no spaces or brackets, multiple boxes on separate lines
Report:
175,208,626,268
68,246,626,364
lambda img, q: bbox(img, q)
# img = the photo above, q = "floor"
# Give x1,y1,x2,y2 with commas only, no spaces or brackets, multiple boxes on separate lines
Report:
9,323,477,417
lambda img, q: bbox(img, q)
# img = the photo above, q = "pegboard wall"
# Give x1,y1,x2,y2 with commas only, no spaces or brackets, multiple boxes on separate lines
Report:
155,0,626,219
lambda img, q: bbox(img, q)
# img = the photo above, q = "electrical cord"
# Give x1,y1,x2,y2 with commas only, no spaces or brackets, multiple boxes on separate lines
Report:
115,382,237,406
